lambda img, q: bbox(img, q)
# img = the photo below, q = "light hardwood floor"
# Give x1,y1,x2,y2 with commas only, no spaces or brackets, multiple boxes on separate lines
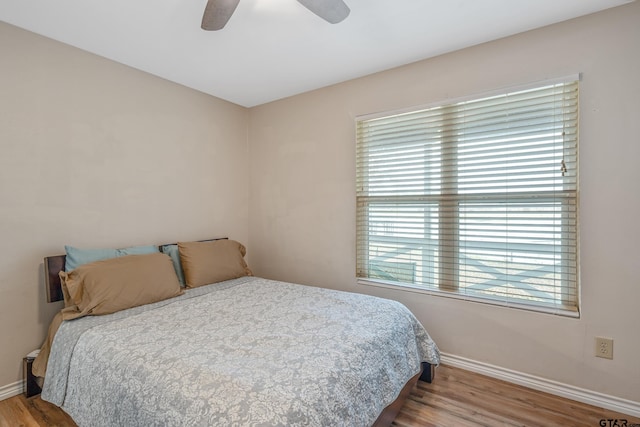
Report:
393,365,640,427
1,365,638,427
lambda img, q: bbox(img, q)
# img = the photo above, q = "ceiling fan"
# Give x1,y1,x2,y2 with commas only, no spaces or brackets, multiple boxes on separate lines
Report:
201,0,350,31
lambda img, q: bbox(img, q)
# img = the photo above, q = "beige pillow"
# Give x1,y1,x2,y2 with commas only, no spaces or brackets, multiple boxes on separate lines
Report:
59,253,183,320
60,277,74,308
178,240,252,288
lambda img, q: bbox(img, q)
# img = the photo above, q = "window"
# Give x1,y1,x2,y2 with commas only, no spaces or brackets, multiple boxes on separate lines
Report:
356,78,579,315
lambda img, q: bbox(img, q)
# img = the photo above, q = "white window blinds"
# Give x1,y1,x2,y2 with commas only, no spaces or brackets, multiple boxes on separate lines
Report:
356,78,579,314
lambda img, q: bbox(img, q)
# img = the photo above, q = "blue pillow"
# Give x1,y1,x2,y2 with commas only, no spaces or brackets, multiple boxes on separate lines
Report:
65,245,159,271
160,244,186,287
117,245,159,257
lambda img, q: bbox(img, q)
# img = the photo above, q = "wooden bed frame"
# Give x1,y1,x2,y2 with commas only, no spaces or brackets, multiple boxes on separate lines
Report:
44,253,66,303
42,241,435,426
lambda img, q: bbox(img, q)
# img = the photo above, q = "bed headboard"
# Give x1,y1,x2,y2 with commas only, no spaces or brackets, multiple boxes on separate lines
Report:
44,238,227,303
44,254,66,303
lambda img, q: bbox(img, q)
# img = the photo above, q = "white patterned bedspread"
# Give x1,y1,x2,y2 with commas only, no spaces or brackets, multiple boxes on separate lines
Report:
42,276,440,427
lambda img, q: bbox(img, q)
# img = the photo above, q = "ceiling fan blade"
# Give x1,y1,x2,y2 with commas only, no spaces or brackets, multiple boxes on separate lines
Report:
201,0,241,31
297,0,350,24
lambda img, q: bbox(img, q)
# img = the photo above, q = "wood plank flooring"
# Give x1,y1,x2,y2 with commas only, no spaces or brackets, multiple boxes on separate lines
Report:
393,365,640,427
0,364,637,427
0,391,75,427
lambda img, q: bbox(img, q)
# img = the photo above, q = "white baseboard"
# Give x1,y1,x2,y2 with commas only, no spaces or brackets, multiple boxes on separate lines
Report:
0,380,24,401
440,352,640,418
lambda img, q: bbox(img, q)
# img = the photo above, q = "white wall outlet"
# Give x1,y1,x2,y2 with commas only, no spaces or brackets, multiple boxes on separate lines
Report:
595,337,613,359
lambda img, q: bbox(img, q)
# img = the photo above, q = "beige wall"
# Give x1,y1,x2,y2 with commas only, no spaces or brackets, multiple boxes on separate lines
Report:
2,1,639,406
248,2,640,403
0,23,249,387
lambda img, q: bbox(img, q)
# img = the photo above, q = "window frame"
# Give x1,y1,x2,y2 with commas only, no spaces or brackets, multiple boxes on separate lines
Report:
356,76,580,317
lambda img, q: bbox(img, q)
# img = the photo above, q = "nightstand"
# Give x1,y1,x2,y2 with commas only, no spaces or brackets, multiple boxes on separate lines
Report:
23,357,41,398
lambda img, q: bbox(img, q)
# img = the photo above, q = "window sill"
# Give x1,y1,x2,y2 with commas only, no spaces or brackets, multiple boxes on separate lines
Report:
357,278,580,318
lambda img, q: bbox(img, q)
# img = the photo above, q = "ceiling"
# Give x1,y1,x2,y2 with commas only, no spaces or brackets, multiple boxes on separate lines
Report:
0,0,633,107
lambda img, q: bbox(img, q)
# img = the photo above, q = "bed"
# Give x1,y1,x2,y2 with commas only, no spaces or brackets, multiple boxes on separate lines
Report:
35,239,440,427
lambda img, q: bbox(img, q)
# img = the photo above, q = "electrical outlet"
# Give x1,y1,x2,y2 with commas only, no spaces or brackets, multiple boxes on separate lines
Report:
595,337,613,359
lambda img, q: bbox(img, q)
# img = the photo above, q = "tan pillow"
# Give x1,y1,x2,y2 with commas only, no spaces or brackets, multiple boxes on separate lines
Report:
178,240,252,288
60,276,74,308
59,253,183,320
